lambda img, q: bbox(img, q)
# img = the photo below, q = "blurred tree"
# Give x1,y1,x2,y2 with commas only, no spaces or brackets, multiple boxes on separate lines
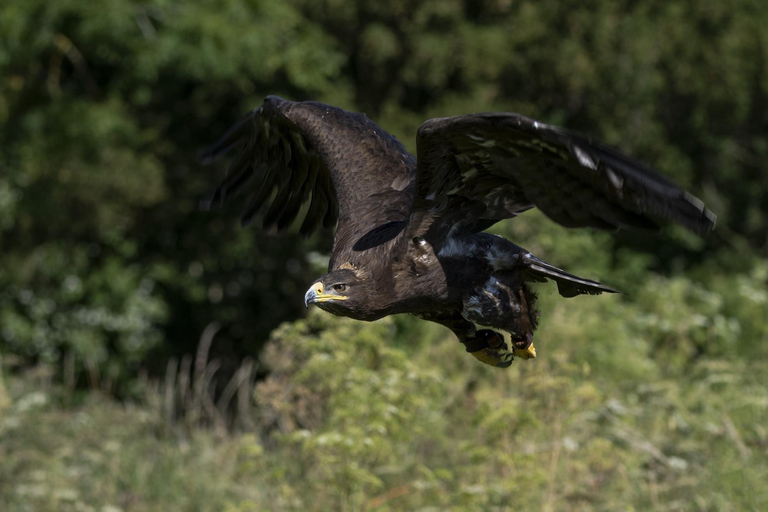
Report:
0,0,765,389
0,0,347,389
297,0,767,264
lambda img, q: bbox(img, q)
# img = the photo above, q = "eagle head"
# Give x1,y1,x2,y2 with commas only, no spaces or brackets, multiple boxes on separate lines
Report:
304,268,371,319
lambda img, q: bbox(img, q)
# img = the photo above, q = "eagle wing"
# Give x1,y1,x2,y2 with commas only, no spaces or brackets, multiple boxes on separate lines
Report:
201,96,416,266
413,113,716,243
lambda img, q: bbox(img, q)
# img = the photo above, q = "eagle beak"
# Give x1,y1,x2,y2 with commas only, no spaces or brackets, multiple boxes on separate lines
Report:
304,285,318,308
304,282,347,308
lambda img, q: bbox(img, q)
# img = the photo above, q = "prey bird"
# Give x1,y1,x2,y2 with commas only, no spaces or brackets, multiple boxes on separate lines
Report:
201,96,715,367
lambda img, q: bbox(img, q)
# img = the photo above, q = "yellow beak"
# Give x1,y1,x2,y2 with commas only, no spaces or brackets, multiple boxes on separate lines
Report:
304,282,348,307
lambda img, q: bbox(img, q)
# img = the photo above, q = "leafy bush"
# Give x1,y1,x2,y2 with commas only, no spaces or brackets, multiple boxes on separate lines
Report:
3,284,766,511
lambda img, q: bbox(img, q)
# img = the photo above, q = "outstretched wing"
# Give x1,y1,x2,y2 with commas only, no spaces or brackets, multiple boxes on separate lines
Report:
413,113,716,243
201,96,416,264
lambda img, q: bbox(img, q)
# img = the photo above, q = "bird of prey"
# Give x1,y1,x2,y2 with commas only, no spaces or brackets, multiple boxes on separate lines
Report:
201,96,715,368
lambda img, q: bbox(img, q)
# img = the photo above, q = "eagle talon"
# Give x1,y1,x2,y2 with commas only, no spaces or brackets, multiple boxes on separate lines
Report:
513,342,537,360
468,330,514,368
511,334,537,360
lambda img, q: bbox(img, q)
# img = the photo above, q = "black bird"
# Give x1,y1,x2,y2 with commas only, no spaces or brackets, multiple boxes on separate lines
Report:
201,96,715,367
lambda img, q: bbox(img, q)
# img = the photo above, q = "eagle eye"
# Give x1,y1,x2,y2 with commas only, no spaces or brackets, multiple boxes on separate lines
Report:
332,283,347,293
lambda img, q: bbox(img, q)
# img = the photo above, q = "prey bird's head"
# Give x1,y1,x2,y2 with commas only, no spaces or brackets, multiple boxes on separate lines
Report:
304,268,372,319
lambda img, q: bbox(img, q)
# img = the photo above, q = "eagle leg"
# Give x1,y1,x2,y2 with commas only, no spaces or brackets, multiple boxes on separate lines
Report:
414,311,519,367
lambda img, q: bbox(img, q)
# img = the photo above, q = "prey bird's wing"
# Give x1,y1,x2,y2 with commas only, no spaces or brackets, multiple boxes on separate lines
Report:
201,96,416,267
413,113,716,245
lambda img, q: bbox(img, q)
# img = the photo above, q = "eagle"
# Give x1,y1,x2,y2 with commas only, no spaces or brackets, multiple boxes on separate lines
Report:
201,96,715,368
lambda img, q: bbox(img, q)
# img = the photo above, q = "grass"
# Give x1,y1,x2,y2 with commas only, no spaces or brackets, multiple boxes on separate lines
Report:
1,277,767,511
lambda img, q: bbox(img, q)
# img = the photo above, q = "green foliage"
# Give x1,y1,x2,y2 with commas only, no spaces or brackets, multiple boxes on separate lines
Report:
254,312,447,507
1,0,766,386
0,0,345,386
2,297,766,511
1,0,767,509
0,246,167,376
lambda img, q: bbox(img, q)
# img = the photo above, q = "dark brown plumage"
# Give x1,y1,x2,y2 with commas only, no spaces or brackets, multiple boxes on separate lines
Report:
202,96,715,367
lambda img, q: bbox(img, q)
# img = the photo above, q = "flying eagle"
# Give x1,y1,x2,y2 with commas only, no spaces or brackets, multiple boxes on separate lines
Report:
201,96,715,368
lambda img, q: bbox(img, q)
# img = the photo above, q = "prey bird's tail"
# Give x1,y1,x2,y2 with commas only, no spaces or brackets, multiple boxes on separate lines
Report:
520,253,620,298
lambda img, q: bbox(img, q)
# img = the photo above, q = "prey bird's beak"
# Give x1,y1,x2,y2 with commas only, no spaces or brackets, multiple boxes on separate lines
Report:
304,282,347,308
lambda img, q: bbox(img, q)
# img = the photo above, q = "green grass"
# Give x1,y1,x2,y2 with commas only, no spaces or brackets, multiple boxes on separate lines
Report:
2,289,766,511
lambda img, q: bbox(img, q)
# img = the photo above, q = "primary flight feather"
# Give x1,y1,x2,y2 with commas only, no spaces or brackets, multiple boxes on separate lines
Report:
202,96,715,367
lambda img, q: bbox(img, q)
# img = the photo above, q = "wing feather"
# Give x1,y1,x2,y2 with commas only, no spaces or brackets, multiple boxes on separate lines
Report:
201,97,416,263
414,113,716,240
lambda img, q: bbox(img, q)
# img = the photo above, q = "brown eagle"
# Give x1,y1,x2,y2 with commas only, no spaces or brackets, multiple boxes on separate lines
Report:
201,96,715,367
